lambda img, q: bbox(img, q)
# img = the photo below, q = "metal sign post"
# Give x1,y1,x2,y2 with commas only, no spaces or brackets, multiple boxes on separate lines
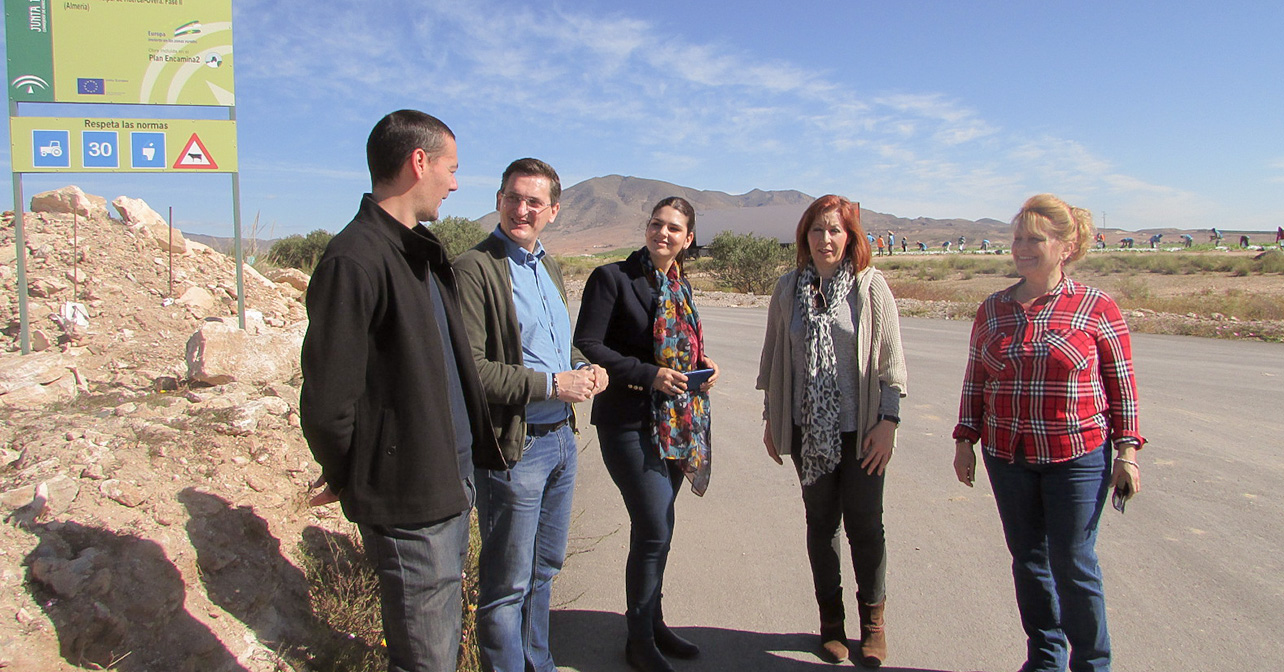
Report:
9,99,29,353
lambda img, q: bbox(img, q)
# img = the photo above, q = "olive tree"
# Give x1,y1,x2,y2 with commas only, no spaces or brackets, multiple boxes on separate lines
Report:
266,229,333,272
430,216,487,259
706,231,791,294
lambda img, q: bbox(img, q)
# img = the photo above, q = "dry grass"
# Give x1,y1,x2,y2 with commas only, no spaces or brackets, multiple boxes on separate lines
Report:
299,517,485,672
880,250,1284,341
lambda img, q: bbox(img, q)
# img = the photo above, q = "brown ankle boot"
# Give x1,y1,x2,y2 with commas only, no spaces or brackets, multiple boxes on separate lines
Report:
819,620,848,663
857,601,886,668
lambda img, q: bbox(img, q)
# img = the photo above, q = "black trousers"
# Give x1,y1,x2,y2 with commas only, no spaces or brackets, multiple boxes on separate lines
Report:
790,424,887,622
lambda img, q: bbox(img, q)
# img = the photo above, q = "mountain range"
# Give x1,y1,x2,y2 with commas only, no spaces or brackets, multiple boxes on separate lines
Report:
478,175,1023,254
198,175,1260,256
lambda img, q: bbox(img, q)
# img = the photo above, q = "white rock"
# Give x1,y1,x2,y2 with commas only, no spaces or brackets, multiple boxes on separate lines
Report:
259,396,291,416
29,186,110,219
185,317,303,386
175,286,217,315
0,351,73,394
265,267,310,292
111,195,188,254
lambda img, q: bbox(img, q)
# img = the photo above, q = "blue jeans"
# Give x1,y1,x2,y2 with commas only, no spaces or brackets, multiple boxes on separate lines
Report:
597,425,685,642
984,446,1113,672
475,423,577,672
358,477,474,672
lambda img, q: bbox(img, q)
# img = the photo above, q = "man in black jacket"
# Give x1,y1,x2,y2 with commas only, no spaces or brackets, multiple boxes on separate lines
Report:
300,110,504,672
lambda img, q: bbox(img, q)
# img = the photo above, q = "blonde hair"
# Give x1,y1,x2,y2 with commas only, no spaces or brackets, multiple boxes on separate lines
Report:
1012,193,1094,264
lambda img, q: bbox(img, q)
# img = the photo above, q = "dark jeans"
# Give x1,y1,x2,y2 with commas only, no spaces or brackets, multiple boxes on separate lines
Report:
598,425,685,642
359,477,474,672
984,446,1112,672
790,425,887,624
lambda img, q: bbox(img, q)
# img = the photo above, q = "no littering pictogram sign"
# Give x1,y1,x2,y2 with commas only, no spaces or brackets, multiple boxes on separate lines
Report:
173,133,219,169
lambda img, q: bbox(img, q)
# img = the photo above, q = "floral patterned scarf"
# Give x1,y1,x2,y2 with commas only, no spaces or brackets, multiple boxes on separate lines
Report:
644,250,712,496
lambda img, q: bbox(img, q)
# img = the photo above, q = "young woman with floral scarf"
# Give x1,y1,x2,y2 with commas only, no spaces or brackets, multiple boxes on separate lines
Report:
574,197,719,672
757,195,907,668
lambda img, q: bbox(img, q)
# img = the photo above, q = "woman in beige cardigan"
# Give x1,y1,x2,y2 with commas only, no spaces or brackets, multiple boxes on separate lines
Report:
756,194,907,668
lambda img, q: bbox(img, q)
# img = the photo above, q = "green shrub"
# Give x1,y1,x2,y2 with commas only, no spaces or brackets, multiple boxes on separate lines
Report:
267,229,333,272
430,216,488,260
706,231,791,294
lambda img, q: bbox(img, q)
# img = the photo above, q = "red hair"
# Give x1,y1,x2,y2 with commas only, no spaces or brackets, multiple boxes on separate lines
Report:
794,195,870,272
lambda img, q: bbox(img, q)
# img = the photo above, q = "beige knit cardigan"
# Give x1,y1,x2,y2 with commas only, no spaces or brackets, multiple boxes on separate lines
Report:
756,266,908,458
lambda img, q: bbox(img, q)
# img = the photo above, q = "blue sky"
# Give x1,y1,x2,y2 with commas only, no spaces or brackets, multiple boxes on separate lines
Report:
4,0,1282,237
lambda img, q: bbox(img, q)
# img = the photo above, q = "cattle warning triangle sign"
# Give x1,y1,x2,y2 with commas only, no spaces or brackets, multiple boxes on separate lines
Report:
173,133,219,169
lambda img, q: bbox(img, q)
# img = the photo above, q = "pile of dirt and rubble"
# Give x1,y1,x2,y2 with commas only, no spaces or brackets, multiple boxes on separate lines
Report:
0,186,354,671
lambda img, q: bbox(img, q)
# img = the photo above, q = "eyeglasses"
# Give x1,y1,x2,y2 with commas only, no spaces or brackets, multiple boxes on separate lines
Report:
500,192,551,215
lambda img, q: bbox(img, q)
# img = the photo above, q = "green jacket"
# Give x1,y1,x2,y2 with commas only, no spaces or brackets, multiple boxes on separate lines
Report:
453,233,588,464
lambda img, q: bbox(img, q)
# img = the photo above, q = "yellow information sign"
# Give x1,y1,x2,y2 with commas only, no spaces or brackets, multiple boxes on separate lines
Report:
10,116,238,172
5,0,234,106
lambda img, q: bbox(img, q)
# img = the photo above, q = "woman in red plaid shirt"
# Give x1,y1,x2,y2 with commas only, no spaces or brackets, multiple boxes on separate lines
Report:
953,194,1143,672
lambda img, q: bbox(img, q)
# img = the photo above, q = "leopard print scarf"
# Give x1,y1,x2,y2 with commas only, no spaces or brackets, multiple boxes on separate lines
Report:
796,259,855,486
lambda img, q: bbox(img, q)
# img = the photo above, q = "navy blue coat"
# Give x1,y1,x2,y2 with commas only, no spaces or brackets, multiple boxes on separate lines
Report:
574,248,704,429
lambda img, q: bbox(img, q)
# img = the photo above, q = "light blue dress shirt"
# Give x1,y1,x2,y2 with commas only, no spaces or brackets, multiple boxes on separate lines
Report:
493,228,572,424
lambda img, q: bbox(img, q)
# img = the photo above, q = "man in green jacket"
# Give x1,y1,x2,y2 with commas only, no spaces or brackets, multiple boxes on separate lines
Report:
454,158,607,672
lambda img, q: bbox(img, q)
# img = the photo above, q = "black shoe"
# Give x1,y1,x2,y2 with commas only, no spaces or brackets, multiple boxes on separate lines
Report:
654,621,700,659
626,639,676,672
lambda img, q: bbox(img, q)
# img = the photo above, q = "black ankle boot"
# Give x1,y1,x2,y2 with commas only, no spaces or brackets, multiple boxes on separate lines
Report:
626,639,675,672
654,621,700,659
652,594,699,658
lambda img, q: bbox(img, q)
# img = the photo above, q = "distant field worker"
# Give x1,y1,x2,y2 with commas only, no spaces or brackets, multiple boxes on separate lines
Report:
954,193,1144,672
1119,237,1134,249
1276,226,1283,246
1240,234,1251,248
886,231,895,255
916,241,926,252
1181,234,1194,248
901,238,908,253
1148,233,1163,248
758,195,907,668
876,235,886,257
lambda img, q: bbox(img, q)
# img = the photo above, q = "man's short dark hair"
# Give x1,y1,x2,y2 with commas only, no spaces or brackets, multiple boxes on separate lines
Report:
499,158,562,205
367,110,455,186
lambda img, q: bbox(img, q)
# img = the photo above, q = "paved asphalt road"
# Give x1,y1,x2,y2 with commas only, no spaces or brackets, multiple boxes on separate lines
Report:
551,307,1284,671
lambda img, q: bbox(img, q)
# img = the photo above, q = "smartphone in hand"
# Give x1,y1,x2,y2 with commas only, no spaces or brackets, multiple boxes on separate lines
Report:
683,368,715,391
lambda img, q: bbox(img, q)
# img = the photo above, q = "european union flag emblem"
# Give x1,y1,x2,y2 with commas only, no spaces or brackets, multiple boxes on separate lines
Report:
77,78,105,95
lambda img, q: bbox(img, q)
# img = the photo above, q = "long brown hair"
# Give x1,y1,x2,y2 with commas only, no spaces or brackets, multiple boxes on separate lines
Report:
794,195,870,272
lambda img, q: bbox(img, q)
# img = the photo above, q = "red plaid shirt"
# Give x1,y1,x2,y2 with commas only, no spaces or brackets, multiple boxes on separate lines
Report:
954,277,1144,463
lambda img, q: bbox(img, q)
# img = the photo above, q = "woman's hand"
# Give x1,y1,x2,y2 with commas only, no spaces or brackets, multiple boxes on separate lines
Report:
763,422,782,465
699,356,720,392
652,367,688,396
954,440,977,487
1112,444,1141,496
860,419,896,476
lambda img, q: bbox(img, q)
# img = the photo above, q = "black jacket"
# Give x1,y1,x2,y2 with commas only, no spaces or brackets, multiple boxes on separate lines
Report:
573,248,672,429
300,195,505,525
